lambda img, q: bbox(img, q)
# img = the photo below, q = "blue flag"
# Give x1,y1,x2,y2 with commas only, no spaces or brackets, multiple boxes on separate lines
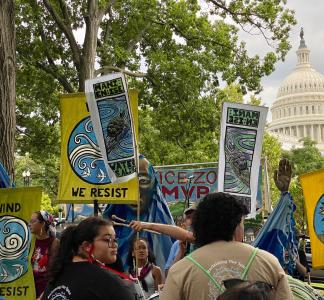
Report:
253,192,298,275
103,156,174,271
0,162,11,188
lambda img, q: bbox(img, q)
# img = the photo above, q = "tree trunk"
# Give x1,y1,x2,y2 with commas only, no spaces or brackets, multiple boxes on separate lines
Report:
78,2,100,92
0,0,16,177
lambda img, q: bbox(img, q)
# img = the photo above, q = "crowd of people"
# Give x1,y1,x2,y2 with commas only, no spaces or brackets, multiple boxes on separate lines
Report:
27,159,322,300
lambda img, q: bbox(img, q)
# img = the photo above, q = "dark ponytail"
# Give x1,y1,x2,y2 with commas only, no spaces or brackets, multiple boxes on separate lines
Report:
47,217,112,284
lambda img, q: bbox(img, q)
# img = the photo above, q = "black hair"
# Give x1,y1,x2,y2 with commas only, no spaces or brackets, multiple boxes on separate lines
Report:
127,236,156,272
34,211,50,233
217,284,270,300
126,236,156,292
47,217,112,284
192,192,249,247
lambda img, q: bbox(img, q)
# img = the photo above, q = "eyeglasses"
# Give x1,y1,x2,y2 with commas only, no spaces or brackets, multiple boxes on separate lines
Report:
97,236,118,248
223,279,273,294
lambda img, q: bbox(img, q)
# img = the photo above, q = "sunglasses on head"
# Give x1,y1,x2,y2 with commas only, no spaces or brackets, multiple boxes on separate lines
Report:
223,278,273,293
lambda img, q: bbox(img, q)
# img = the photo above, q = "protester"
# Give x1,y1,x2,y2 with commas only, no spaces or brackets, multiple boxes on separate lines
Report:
164,205,195,277
160,192,293,300
292,234,310,281
41,217,134,300
127,237,162,298
29,210,59,298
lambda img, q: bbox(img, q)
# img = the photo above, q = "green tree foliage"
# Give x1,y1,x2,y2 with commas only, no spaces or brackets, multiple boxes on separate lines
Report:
14,0,295,199
139,83,244,165
283,138,324,231
262,131,282,205
40,193,60,216
15,153,59,199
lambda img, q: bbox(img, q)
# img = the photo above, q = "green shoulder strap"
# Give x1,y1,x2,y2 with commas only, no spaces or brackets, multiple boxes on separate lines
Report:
185,247,259,293
240,248,258,280
185,254,225,293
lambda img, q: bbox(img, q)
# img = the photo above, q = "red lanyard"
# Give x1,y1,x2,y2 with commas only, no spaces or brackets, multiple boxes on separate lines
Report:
87,245,134,282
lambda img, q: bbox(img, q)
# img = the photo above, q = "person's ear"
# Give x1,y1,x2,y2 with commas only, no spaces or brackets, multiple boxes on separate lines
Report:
81,241,92,253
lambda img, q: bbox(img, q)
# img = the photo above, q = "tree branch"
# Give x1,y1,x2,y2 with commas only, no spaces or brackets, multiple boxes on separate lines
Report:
207,0,272,46
42,0,82,71
94,66,147,77
36,62,74,93
58,0,70,21
98,0,118,20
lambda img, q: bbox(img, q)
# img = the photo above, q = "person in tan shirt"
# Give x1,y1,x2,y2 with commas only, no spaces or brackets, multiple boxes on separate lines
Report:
160,192,293,300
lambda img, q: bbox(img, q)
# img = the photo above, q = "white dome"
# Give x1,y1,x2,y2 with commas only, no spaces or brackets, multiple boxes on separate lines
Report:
268,29,324,153
277,67,324,97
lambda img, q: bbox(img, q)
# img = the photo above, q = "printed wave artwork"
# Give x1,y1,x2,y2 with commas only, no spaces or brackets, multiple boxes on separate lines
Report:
224,126,256,195
97,96,134,160
314,194,324,243
0,216,31,283
68,117,110,185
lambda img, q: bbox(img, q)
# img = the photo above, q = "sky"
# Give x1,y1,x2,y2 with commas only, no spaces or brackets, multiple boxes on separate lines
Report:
238,0,324,120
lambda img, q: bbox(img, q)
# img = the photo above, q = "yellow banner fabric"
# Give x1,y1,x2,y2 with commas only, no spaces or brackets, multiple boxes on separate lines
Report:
0,187,42,300
57,91,139,204
300,169,324,268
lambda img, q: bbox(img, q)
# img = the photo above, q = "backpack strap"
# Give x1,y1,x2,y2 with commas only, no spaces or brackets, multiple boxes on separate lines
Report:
185,254,225,293
240,247,258,280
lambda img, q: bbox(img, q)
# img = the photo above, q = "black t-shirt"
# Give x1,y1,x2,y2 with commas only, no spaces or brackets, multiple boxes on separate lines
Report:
41,262,135,300
107,254,125,273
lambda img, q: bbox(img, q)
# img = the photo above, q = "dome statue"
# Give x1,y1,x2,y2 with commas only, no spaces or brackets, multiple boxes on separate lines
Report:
268,28,324,152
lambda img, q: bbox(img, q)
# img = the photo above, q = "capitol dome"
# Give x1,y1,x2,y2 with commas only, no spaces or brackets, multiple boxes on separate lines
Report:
268,29,324,152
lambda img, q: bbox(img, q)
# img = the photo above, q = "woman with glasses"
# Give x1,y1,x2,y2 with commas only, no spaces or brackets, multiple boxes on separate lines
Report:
41,217,134,300
29,211,59,299
127,237,162,299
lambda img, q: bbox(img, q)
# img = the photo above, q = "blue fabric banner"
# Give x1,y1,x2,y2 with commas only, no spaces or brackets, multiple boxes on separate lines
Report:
0,162,10,188
103,156,174,271
253,192,298,274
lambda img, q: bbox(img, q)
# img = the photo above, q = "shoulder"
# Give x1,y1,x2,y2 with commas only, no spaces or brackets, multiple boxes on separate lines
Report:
256,248,281,265
51,238,60,248
168,255,194,276
152,265,162,276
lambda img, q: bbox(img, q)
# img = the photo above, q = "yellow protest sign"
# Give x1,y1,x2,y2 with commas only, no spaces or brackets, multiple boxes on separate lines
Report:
300,169,324,268
0,187,42,300
57,91,139,204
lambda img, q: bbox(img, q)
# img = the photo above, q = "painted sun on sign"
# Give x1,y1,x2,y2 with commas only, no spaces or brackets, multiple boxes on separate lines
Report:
314,194,324,244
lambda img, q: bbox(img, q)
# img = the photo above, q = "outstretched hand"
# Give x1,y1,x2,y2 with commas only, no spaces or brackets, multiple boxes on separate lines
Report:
273,158,292,192
129,220,144,232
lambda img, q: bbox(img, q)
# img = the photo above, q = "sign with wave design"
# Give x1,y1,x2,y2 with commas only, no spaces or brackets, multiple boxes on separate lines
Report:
0,187,42,299
58,93,139,204
85,74,137,183
218,102,268,218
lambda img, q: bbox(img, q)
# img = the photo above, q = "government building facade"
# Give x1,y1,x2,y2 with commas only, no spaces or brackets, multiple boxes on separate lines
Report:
268,29,324,152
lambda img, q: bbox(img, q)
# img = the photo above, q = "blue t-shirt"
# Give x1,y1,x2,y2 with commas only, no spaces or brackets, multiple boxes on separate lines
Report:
164,241,180,270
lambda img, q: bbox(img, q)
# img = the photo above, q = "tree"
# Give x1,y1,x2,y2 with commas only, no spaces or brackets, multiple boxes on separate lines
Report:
262,131,282,206
139,83,244,165
14,0,295,198
0,0,16,176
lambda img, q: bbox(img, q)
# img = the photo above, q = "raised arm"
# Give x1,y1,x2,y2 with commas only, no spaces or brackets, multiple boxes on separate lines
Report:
273,158,292,193
129,221,195,242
